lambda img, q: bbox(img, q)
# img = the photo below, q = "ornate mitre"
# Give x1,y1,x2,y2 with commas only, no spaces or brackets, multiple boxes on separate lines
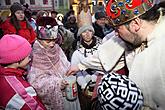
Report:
106,0,153,26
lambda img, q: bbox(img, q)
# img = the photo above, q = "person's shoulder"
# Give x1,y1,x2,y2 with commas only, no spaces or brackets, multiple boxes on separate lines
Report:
95,36,102,44
72,49,80,55
2,18,11,26
99,35,126,49
92,22,97,27
71,49,83,60
1,18,15,33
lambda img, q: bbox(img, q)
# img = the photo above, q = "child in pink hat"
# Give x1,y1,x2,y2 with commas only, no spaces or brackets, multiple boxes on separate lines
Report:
0,34,46,110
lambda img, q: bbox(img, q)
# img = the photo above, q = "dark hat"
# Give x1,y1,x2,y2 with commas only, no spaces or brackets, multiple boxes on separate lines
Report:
24,9,32,19
97,72,144,110
10,2,23,14
36,16,58,27
51,11,58,15
95,11,106,20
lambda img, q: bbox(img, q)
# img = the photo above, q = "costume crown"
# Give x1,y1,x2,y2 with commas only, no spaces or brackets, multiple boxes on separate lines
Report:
77,3,92,28
36,17,58,40
106,0,153,26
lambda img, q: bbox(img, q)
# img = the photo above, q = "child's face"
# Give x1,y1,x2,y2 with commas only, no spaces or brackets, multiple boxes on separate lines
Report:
39,39,56,48
81,29,93,43
15,10,25,21
18,55,31,69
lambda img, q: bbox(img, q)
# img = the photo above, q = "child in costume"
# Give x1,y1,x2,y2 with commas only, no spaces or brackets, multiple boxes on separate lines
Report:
27,17,81,110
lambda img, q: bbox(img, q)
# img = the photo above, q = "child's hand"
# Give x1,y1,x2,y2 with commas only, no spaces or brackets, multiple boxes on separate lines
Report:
66,65,80,76
60,80,68,90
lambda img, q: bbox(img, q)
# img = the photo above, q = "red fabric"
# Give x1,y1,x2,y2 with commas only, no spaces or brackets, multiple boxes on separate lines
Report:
116,65,129,76
0,66,46,110
106,0,152,19
92,74,103,100
1,19,36,44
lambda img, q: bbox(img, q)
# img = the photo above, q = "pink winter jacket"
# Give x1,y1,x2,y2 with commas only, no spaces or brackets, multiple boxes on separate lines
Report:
0,66,46,110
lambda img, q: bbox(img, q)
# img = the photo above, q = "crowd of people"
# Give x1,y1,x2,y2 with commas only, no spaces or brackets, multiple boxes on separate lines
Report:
0,0,165,110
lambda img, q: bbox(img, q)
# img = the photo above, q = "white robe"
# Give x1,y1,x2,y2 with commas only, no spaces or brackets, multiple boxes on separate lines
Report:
129,16,165,110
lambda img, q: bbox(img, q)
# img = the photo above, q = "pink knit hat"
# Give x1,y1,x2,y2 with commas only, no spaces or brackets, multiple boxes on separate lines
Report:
0,34,32,64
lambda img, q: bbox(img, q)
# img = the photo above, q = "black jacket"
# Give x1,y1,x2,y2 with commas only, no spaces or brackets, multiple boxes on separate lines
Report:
92,22,113,39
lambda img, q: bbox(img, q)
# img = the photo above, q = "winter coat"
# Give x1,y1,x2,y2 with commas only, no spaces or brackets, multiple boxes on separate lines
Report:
1,18,36,44
58,26,75,61
0,66,46,110
71,36,102,65
92,22,113,39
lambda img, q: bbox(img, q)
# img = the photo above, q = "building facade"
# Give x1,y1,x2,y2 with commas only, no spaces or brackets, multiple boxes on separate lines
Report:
69,0,107,16
0,0,110,19
0,0,70,11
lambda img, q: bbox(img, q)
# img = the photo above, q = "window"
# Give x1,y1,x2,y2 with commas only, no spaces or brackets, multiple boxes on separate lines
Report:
92,1,96,6
59,0,64,6
5,0,11,5
30,0,35,5
55,0,57,7
43,0,48,4
20,0,25,4
105,0,108,3
98,2,103,6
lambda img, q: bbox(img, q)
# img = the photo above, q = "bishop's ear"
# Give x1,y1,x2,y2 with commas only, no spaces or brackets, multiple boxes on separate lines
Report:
130,18,142,32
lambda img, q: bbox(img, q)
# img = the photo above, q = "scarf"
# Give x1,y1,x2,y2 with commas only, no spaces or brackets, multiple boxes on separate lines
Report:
81,36,97,49
31,41,61,70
